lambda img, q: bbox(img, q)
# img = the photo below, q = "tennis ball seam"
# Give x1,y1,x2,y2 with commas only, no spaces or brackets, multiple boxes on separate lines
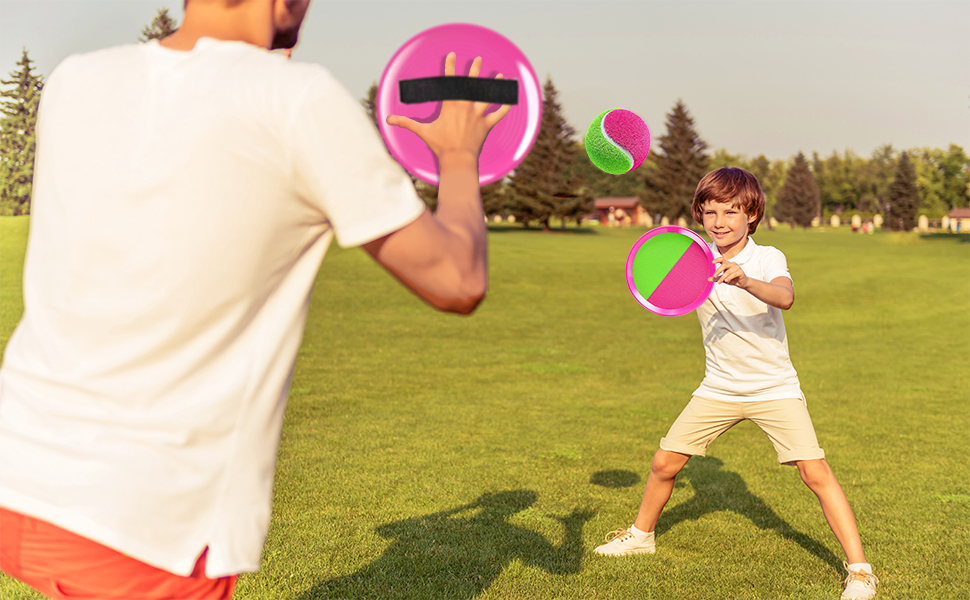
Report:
600,114,634,173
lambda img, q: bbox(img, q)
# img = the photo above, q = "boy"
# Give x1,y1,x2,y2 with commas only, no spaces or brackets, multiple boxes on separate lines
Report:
594,167,878,600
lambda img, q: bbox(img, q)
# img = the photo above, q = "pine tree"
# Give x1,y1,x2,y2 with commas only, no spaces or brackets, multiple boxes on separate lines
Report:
884,151,919,231
641,99,709,223
0,48,44,216
507,76,586,229
139,8,179,42
859,144,897,214
774,152,819,228
361,81,378,131
481,180,508,218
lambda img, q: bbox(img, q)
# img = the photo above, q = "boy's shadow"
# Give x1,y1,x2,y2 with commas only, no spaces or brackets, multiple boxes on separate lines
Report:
658,456,842,574
298,490,594,600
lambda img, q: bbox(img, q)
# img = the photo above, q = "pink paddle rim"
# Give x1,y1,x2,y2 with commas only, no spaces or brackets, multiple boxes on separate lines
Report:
376,23,542,186
626,226,715,317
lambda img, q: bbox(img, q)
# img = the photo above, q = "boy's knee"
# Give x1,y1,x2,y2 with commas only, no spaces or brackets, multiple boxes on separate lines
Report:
797,459,833,488
651,449,690,479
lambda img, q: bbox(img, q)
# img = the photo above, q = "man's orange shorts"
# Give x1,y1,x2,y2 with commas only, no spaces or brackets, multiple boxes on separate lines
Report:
0,507,237,600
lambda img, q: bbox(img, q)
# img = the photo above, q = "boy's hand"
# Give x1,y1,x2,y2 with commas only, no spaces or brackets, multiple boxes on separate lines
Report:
385,52,512,161
710,257,749,289
709,258,795,310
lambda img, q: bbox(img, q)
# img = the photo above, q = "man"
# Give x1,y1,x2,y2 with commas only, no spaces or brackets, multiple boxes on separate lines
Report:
0,1,510,598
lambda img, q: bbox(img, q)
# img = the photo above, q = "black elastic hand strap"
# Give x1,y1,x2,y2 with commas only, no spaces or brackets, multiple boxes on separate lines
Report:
399,76,518,105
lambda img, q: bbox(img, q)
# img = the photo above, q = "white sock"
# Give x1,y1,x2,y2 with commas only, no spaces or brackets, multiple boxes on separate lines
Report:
847,562,872,574
630,523,653,540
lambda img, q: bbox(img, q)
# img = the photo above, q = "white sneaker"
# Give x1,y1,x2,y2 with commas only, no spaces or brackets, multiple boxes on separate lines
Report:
594,528,656,556
841,562,879,600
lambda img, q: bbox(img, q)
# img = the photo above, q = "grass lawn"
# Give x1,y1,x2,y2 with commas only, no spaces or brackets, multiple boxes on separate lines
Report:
1,217,968,599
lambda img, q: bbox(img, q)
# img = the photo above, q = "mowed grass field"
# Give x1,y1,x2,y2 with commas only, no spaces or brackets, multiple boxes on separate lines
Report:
1,216,968,599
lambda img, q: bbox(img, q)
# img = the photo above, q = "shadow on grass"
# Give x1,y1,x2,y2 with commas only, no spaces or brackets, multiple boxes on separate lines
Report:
590,469,641,488
919,232,970,243
298,490,593,600
657,456,842,575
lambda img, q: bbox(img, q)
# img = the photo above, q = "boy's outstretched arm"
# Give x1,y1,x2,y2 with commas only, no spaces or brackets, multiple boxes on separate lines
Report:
362,53,511,315
711,258,795,310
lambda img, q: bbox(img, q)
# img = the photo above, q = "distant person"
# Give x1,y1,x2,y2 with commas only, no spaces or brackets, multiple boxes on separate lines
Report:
594,168,879,600
0,1,510,598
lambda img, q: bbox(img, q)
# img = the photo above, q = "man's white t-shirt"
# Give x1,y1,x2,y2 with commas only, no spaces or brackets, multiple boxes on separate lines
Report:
0,39,425,577
692,238,804,402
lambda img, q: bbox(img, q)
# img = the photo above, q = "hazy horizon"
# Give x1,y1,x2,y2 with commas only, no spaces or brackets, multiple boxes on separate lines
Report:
1,0,967,162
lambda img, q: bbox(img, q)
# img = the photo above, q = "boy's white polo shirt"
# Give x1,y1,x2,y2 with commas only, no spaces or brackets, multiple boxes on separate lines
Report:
0,39,425,578
692,238,804,402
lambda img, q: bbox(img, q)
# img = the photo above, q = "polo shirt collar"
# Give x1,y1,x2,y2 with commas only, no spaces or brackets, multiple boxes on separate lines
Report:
712,236,758,265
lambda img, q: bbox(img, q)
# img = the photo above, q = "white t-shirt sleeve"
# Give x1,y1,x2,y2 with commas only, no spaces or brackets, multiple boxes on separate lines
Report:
289,70,425,248
761,246,792,283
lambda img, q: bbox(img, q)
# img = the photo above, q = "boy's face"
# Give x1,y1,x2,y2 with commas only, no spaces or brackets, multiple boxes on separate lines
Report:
701,200,757,251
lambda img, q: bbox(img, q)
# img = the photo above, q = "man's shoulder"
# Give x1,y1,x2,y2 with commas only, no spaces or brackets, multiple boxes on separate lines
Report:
49,43,141,77
53,39,329,78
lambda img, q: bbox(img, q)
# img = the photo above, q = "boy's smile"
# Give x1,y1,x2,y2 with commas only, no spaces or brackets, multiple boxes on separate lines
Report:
701,200,757,259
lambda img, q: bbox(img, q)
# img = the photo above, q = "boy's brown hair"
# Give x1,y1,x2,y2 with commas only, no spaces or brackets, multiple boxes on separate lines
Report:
691,167,765,235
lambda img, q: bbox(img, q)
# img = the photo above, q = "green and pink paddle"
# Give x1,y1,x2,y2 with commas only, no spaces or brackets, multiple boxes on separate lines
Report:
626,226,715,316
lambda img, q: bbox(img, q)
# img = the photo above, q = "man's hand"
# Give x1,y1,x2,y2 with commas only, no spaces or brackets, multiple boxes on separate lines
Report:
385,52,512,161
363,52,511,315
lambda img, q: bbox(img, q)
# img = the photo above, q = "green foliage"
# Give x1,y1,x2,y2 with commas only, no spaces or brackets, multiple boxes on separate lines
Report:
507,77,589,229
885,151,920,231
812,150,867,215
709,150,787,223
775,152,820,228
139,8,179,42
360,81,378,132
856,144,898,214
641,99,709,222
796,144,967,219
912,145,970,215
481,180,508,217
0,49,43,216
913,148,951,217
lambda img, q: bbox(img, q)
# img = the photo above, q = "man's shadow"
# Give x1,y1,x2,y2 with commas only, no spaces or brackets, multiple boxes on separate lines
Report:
657,456,842,574
298,490,594,600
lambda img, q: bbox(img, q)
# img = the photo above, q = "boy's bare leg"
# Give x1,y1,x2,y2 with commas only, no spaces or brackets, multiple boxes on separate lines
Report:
795,459,867,564
633,449,692,532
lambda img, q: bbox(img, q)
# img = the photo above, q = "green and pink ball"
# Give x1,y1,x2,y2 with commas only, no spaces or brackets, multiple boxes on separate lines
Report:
584,109,651,175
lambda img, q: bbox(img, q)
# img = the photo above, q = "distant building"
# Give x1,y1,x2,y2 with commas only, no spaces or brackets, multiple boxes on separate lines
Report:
590,198,650,227
945,207,970,233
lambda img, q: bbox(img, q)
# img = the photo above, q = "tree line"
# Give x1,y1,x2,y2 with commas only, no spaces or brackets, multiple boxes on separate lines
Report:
362,74,967,232
2,8,967,228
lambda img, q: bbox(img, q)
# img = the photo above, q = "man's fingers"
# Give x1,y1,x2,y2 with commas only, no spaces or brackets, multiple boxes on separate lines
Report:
386,114,422,135
444,52,456,77
474,73,509,116
468,56,482,78
485,103,512,128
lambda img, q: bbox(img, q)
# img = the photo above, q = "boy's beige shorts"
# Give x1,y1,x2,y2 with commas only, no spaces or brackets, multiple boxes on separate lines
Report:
660,396,826,465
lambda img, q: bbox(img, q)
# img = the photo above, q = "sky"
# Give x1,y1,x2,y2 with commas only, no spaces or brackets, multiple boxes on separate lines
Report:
1,0,967,161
